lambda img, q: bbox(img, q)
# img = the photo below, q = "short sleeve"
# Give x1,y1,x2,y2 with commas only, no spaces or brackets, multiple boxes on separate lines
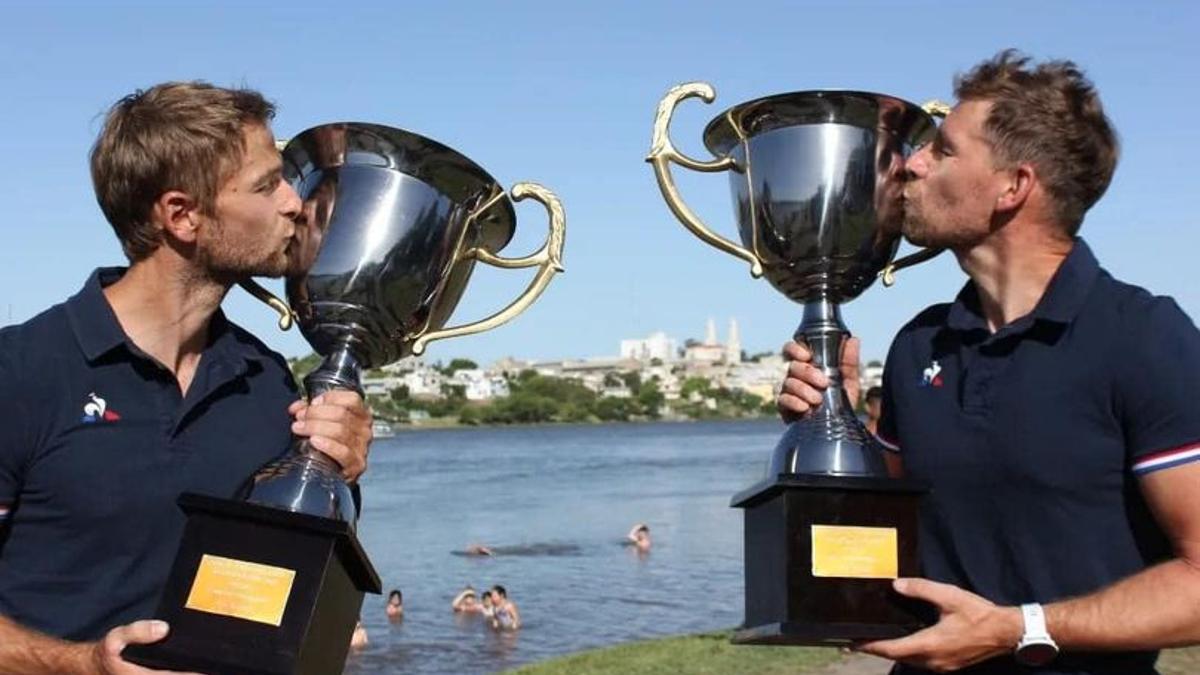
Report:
1117,297,1200,476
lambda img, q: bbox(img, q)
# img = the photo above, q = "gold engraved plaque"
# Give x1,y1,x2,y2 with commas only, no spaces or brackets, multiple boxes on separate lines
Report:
185,554,296,626
810,525,898,579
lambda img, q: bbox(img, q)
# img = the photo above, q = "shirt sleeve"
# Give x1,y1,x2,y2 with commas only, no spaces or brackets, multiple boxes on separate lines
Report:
875,337,901,454
1117,296,1200,476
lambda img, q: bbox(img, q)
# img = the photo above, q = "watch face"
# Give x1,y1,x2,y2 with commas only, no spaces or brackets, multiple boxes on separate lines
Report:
1016,642,1058,667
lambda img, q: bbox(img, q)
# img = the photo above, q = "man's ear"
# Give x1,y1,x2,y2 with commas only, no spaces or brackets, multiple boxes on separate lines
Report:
995,163,1036,215
151,190,202,244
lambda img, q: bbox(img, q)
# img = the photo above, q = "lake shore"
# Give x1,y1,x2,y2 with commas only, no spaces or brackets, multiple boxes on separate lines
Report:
506,631,1200,675
384,413,777,433
505,631,842,675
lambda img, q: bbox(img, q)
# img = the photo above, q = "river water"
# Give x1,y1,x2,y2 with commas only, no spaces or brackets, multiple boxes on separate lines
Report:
344,419,782,674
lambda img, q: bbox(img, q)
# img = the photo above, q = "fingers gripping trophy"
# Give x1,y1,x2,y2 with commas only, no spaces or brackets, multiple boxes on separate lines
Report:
648,83,945,646
125,122,565,675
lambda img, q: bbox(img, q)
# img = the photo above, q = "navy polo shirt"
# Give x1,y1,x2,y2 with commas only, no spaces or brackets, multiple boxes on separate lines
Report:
878,239,1200,674
0,268,298,640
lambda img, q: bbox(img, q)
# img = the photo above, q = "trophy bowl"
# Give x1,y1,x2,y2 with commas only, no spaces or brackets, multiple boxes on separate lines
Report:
648,83,942,645
281,122,516,369
245,122,566,524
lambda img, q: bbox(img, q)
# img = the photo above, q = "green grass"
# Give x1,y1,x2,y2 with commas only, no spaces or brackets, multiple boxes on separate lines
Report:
505,632,1200,675
507,631,841,675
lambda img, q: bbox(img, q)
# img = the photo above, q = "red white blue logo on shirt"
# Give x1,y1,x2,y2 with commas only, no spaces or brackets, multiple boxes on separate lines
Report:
81,392,121,423
920,360,944,388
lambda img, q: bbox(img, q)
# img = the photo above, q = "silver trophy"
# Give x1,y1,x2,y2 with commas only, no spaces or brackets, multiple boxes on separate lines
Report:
242,122,566,523
648,83,943,644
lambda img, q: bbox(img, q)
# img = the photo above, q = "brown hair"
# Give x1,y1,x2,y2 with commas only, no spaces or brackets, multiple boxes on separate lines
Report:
954,50,1118,234
90,81,276,261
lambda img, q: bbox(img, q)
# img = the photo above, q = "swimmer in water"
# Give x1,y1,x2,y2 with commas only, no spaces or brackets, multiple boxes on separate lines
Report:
626,522,651,552
452,585,484,614
489,585,520,630
385,588,403,620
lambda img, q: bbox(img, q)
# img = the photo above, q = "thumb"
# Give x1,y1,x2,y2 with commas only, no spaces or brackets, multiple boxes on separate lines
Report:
893,577,959,607
112,619,170,647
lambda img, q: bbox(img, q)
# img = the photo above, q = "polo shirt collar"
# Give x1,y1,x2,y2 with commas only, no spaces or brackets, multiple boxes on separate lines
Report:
65,266,266,366
65,267,129,362
945,238,1102,333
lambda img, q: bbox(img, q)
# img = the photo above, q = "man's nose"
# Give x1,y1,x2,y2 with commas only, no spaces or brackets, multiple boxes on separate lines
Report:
279,180,302,219
904,145,929,180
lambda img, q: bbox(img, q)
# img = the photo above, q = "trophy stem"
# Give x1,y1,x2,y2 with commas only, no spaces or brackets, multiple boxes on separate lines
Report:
303,349,364,399
241,348,363,524
768,299,887,478
797,299,850,396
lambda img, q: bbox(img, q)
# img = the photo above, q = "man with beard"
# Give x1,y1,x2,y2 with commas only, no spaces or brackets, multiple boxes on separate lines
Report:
778,51,1200,673
0,82,372,673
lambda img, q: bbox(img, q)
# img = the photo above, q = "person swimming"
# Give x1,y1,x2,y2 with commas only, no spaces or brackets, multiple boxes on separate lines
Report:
451,585,483,613
480,589,495,619
464,543,494,556
626,523,651,552
385,588,403,620
453,542,581,557
489,585,520,630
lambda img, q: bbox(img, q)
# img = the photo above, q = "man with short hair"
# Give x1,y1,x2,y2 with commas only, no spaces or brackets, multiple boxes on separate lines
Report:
779,51,1200,673
0,81,373,674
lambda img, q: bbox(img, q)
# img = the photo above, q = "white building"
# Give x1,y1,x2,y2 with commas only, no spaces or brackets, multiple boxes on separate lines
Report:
726,318,742,364
447,369,511,401
402,367,444,399
620,331,677,363
861,362,884,392
362,357,444,397
684,317,740,364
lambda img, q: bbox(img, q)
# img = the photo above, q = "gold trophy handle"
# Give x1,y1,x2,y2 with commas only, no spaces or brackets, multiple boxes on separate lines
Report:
879,99,952,287
409,182,566,356
646,82,763,278
238,279,295,330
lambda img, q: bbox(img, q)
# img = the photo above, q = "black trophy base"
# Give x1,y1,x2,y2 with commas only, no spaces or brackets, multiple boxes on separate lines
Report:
123,493,381,675
731,474,928,646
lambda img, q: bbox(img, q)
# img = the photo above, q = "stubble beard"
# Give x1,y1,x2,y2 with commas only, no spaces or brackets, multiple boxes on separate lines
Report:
201,236,291,284
901,201,982,251
901,203,934,247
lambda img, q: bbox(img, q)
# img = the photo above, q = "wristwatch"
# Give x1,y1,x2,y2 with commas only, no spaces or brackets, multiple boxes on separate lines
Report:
1014,603,1060,666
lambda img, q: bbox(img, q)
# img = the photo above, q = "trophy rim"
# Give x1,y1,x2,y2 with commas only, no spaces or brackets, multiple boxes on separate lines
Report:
281,121,517,254
701,89,938,157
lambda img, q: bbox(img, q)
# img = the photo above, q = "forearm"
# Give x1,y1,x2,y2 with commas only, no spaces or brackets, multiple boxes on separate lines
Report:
0,615,93,675
1047,558,1200,651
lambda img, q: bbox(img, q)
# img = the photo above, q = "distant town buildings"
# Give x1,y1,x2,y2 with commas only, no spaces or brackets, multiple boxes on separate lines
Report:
349,317,882,413
620,331,676,363
682,317,742,365
446,368,511,401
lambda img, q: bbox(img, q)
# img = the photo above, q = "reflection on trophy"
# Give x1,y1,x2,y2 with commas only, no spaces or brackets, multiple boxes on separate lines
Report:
648,83,943,646
125,122,565,674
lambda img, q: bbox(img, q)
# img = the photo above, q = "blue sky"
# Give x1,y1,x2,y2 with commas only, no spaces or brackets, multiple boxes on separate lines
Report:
2,1,1197,366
